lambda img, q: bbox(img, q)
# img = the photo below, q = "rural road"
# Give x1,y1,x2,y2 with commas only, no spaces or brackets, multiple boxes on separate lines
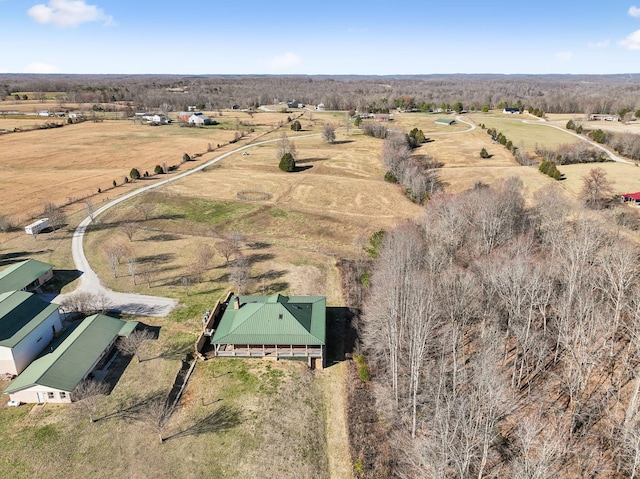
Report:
56,130,324,317
522,117,632,164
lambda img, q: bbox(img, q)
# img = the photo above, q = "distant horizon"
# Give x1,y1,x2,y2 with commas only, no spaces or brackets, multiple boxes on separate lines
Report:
2,1,640,76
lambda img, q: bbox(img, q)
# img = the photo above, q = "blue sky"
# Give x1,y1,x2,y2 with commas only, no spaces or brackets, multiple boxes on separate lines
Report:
1,0,640,75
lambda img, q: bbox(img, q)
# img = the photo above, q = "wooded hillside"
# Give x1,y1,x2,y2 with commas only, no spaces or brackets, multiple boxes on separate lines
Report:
360,179,640,478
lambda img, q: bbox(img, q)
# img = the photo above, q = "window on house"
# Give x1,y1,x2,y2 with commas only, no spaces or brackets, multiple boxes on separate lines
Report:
59,392,67,399
47,392,54,399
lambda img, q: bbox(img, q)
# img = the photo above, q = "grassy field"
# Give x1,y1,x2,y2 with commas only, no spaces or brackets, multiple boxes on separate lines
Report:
3,106,639,478
0,351,329,479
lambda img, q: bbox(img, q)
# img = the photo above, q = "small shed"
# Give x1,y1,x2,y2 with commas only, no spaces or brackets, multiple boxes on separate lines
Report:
435,118,456,125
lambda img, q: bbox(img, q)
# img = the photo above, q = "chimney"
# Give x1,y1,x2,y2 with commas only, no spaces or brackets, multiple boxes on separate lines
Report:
233,296,240,310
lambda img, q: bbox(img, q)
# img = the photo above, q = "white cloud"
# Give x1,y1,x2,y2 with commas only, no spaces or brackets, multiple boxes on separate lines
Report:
555,51,573,61
24,62,62,73
619,29,640,50
587,39,610,48
27,0,114,28
265,52,302,70
629,6,640,17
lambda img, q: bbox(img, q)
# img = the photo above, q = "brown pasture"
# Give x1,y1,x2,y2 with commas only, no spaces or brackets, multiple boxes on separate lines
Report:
0,110,295,223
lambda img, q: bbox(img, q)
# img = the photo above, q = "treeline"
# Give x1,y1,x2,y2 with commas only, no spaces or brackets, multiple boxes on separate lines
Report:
357,179,640,478
536,142,610,164
380,131,442,204
3,73,640,115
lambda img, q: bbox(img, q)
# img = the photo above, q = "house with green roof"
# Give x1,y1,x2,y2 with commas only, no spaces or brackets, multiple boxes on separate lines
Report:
4,314,138,404
210,294,326,369
0,290,62,376
0,259,54,293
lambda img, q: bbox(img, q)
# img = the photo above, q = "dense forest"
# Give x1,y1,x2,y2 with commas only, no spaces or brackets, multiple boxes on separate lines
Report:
2,73,640,115
354,180,640,478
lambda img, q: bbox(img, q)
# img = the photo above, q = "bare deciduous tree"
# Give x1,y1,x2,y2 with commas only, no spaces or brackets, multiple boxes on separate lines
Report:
215,239,238,264
121,221,140,242
117,329,153,362
43,202,66,232
322,123,336,143
276,132,297,160
135,202,156,221
72,379,109,423
139,394,173,443
581,167,613,209
230,254,251,294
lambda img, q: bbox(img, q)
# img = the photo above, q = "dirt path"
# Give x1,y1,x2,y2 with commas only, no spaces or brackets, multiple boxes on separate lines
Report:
318,362,353,479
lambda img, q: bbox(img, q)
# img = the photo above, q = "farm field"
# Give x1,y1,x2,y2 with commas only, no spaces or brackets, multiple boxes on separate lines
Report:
0,109,296,223
3,105,640,478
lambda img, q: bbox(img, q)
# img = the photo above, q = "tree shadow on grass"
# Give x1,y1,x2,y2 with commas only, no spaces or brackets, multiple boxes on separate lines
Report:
261,281,289,295
254,270,286,282
247,241,270,250
246,252,275,265
331,140,354,145
145,233,181,242
96,390,159,422
164,404,241,442
292,165,313,173
296,157,328,165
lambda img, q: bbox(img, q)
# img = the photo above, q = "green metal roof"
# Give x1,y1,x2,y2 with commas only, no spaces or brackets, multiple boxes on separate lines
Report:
4,314,138,394
0,259,53,293
435,118,455,125
0,291,60,348
211,294,325,346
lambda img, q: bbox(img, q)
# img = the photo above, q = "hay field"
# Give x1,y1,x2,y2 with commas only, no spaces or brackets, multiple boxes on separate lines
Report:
0,111,293,223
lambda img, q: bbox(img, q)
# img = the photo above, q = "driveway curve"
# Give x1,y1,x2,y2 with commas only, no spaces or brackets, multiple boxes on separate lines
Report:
56,131,323,317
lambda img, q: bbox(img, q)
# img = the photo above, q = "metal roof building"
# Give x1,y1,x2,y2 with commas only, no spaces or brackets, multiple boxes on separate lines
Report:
210,294,326,369
0,259,54,293
4,314,137,404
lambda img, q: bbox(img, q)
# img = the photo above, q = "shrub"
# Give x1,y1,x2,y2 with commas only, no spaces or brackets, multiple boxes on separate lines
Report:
279,153,295,172
183,153,191,162
154,165,164,175
566,119,576,130
290,120,302,131
480,147,490,158
129,168,141,181
384,171,398,183
354,354,371,382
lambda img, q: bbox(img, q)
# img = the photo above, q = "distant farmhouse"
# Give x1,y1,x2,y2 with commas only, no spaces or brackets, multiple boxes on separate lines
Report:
4,314,137,404
0,290,62,376
0,259,54,293
622,192,640,204
141,113,170,125
503,107,522,114
590,114,620,122
287,100,304,109
204,293,326,369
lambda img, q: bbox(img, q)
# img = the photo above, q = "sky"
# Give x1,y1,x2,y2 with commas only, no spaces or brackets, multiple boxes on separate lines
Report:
1,0,640,75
